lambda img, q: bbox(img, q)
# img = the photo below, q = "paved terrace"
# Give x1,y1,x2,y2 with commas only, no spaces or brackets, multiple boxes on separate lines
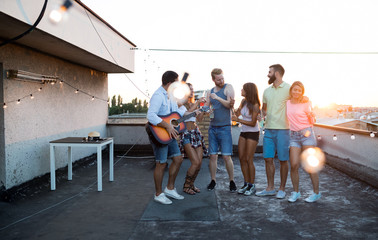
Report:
0,152,377,240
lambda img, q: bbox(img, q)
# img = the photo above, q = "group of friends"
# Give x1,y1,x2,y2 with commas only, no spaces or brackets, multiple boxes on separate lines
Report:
146,64,321,205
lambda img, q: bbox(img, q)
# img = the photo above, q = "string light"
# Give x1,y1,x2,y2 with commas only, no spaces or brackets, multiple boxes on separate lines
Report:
3,76,108,109
350,134,355,140
317,135,322,140
370,132,376,138
49,0,73,24
333,135,337,141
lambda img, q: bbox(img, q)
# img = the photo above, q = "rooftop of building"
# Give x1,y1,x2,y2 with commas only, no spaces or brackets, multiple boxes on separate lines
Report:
0,151,377,239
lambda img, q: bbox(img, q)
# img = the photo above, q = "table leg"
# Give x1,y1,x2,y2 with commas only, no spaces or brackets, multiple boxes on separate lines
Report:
50,145,56,190
68,146,72,180
97,146,102,191
109,141,114,181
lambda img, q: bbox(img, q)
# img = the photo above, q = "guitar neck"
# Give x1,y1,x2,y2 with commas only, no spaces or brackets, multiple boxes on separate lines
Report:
177,112,196,124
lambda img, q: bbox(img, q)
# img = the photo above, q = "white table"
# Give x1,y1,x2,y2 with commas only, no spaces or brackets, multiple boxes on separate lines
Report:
50,137,114,191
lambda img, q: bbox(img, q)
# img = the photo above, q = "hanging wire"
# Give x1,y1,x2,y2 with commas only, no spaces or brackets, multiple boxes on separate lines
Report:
84,9,150,99
0,0,48,48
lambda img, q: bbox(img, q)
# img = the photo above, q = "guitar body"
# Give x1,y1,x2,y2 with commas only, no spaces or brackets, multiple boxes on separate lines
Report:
147,112,186,145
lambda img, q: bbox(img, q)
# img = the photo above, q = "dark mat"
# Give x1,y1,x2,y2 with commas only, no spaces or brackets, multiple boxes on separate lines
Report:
141,158,219,221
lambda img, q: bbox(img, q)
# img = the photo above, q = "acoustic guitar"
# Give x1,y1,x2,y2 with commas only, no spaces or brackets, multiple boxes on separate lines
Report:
146,106,210,145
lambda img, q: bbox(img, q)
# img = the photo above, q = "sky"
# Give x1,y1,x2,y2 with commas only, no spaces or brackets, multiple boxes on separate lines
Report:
83,0,378,107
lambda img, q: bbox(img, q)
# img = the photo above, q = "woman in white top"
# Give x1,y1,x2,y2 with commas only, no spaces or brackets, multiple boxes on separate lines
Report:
179,83,207,195
232,82,261,196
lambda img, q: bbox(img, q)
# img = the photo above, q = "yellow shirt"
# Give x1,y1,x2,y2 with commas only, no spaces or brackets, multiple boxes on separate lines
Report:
263,82,291,129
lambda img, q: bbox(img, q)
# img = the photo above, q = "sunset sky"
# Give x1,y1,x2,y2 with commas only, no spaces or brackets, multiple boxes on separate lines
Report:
84,0,378,107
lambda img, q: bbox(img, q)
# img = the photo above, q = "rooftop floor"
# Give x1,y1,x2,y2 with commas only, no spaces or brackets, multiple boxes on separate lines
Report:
1,153,377,239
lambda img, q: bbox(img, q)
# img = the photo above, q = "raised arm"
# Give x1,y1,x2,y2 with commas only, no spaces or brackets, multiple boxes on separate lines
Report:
210,84,235,109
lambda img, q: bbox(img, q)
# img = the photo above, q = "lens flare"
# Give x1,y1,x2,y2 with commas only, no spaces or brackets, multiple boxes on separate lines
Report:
167,81,190,105
300,147,325,173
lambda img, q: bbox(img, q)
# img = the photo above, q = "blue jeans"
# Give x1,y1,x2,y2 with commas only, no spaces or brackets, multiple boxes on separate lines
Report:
208,125,233,155
263,129,290,161
289,127,317,148
150,139,181,163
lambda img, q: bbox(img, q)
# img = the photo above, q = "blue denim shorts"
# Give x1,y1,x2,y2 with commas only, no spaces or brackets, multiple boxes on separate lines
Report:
289,127,317,148
208,125,233,155
150,139,181,163
263,129,290,161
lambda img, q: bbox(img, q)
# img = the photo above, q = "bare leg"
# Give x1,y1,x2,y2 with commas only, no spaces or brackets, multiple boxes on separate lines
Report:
302,146,319,194
184,144,201,176
264,158,275,191
223,155,234,181
290,147,301,192
154,162,167,196
238,137,249,182
209,154,218,181
166,155,183,190
279,160,289,191
245,138,258,184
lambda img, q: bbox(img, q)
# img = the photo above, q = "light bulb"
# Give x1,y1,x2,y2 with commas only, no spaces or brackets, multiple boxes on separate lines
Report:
49,0,73,24
333,135,337,141
317,135,322,140
91,96,95,101
38,87,42,91
30,94,34,99
17,99,21,104
370,132,375,138
350,134,355,140
3,103,7,109
75,89,79,93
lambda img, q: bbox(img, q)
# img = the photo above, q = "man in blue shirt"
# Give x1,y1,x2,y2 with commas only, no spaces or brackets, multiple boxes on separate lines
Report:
147,71,186,205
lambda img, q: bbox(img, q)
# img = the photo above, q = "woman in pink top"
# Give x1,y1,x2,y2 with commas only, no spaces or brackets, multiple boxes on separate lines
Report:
286,81,321,203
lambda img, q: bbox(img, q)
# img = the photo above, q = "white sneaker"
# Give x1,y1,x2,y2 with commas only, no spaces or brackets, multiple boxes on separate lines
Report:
164,187,184,200
288,191,301,202
154,193,172,205
244,184,256,196
238,184,248,194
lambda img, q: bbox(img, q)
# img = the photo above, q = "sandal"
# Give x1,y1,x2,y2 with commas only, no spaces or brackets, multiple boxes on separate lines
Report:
192,186,201,193
183,174,196,195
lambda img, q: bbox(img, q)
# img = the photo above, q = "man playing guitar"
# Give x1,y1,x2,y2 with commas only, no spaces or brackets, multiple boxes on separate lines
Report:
146,71,187,205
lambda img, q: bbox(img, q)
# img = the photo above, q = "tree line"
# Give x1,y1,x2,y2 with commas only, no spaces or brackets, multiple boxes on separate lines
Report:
108,95,148,115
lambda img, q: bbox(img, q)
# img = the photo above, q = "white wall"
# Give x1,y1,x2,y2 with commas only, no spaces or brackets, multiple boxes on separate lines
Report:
1,44,109,189
313,125,378,170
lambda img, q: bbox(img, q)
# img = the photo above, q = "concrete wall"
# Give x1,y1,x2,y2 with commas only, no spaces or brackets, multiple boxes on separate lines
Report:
313,125,378,171
1,44,109,189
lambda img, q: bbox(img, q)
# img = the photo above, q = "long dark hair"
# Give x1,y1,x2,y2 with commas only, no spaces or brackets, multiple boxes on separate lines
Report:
242,82,260,114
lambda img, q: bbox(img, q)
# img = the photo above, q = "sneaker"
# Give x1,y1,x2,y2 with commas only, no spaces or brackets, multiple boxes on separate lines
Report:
256,189,276,197
154,193,172,205
207,180,216,191
305,192,321,203
164,187,184,200
238,184,248,194
288,191,301,202
244,184,256,196
276,190,286,199
229,180,237,192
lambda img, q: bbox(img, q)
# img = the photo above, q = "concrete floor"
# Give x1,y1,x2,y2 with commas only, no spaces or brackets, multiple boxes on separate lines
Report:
0,152,377,240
